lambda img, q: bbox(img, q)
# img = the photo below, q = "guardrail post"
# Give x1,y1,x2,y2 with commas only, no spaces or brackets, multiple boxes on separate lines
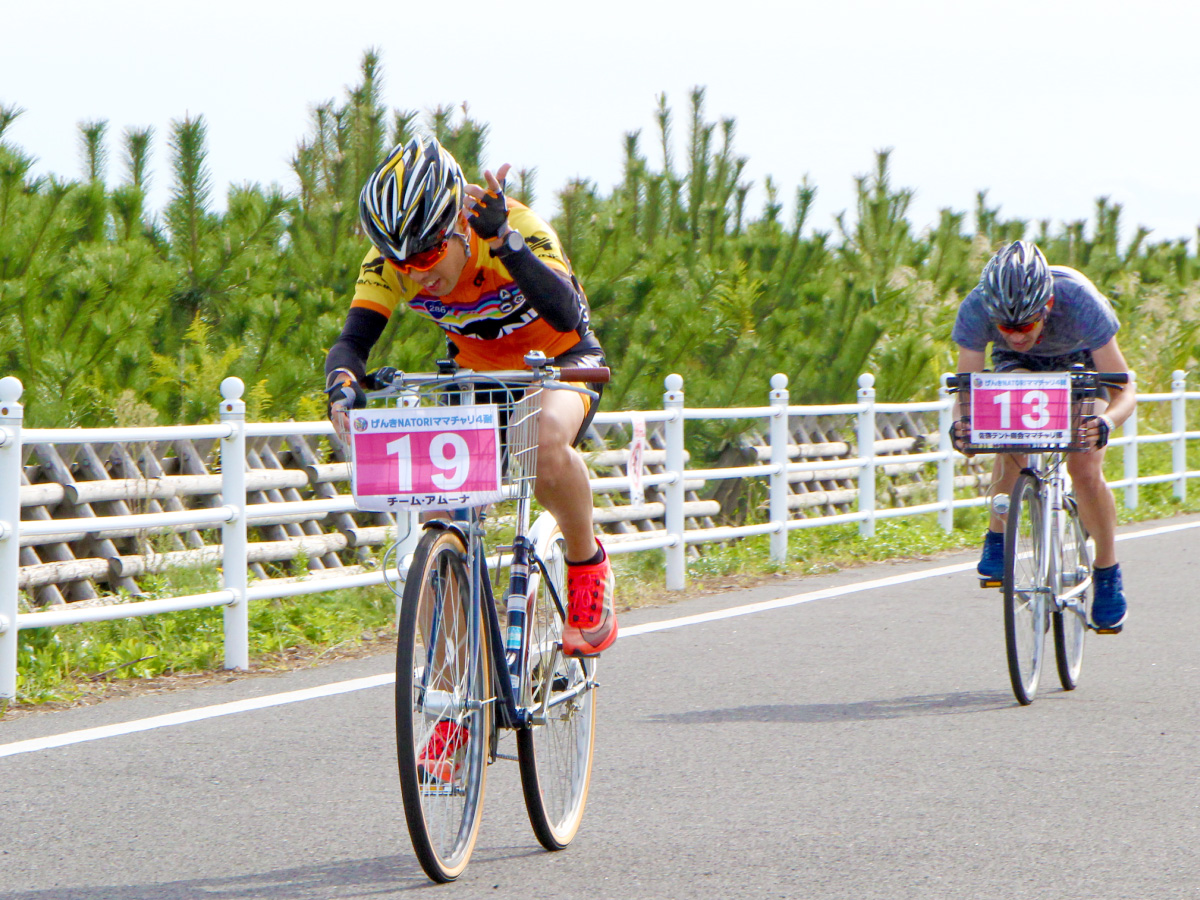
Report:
769,374,790,564
857,373,877,538
663,374,686,590
1172,369,1187,501
937,373,955,533
220,377,249,670
1123,372,1139,509
0,377,23,700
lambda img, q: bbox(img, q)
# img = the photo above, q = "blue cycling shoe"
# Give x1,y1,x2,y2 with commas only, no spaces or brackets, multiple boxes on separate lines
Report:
1091,564,1127,633
977,530,1004,585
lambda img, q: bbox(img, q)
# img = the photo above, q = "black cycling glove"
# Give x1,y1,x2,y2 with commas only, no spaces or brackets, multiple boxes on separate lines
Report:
1086,414,1112,449
949,421,968,454
324,368,365,415
466,184,509,240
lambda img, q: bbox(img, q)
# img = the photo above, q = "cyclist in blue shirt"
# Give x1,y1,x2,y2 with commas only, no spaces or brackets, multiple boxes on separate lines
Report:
951,241,1136,632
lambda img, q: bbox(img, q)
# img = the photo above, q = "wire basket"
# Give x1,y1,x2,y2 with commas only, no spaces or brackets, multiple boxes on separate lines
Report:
494,383,543,496
948,372,1096,454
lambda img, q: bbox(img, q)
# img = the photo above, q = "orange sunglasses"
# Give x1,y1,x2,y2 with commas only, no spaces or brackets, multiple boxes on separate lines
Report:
391,239,451,275
996,314,1045,335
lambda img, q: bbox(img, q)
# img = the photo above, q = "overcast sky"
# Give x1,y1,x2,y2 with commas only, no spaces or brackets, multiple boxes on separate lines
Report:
4,0,1199,246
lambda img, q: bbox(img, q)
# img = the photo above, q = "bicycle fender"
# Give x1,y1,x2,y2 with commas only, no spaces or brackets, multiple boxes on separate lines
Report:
420,518,470,549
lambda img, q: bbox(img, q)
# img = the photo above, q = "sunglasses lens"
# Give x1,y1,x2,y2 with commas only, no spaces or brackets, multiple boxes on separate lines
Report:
396,241,448,273
997,317,1040,334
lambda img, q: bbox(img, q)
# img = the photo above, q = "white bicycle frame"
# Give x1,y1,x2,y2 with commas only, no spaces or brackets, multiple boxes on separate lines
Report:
1024,451,1092,624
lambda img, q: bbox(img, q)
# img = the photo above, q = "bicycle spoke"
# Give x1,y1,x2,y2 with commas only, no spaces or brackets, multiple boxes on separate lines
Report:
1054,498,1091,690
518,525,596,850
396,529,490,882
1005,473,1046,705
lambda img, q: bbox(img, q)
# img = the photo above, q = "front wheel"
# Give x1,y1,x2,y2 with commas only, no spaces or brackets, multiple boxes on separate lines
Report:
517,521,597,850
1054,497,1092,690
1004,472,1047,705
395,527,491,882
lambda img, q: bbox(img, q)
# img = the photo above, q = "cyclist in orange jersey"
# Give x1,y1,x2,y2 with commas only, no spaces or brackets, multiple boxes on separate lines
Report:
325,136,616,658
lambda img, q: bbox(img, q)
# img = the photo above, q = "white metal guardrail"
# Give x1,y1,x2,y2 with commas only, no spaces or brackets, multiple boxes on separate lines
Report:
1,368,1197,699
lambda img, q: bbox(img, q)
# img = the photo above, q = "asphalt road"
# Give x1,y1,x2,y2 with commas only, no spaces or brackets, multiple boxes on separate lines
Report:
2,515,1199,899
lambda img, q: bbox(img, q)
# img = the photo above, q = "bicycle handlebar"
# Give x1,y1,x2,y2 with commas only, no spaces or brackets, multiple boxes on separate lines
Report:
364,364,610,391
944,370,1130,391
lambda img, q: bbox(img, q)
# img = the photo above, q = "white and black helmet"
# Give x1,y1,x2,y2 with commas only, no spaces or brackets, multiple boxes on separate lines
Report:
979,240,1054,325
359,136,467,264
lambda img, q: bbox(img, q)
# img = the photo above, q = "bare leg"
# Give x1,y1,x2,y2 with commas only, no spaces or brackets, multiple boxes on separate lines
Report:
1067,447,1117,567
988,452,1026,531
534,388,598,563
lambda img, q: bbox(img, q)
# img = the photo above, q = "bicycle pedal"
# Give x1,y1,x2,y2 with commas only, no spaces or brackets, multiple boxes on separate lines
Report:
979,577,1003,589
563,648,603,659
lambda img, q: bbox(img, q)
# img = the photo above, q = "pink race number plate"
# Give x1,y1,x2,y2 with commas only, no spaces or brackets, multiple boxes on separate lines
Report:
970,372,1072,446
349,405,503,510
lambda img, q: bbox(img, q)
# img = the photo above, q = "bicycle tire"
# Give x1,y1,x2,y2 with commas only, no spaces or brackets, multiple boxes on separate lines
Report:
517,524,597,850
1053,497,1091,690
1004,472,1047,705
395,527,492,882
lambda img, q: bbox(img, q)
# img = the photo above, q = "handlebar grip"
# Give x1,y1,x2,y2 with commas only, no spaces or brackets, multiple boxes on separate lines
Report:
363,366,400,390
558,366,611,384
1099,372,1130,386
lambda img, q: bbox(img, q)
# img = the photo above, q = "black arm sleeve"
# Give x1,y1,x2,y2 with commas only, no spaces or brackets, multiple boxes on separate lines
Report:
496,244,585,333
324,307,389,381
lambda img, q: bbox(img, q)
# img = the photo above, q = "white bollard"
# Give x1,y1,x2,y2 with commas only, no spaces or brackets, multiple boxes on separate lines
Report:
1123,372,1139,509
769,374,790,564
219,377,249,670
1172,370,1187,501
938,373,955,533
0,377,23,700
857,373,877,538
663,374,685,591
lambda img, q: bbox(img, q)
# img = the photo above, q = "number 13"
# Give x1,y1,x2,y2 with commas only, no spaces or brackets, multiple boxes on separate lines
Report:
992,389,1050,429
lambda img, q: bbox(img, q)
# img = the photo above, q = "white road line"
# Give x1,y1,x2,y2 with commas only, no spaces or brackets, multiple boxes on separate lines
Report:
1114,519,1200,542
618,560,974,637
0,674,394,759
4,518,1198,759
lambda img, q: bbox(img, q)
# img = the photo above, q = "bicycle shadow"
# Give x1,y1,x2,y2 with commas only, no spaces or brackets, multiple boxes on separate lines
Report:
647,690,1016,726
0,846,545,900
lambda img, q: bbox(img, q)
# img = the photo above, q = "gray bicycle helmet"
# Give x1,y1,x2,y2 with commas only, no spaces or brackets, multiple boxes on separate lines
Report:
359,136,467,264
979,240,1054,325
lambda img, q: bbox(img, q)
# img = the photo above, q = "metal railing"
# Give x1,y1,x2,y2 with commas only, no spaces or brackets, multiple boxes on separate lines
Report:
1,368,1197,699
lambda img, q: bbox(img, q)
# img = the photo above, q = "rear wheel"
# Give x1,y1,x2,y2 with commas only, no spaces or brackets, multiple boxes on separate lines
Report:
517,523,597,850
1004,472,1047,706
1054,497,1091,690
395,527,491,882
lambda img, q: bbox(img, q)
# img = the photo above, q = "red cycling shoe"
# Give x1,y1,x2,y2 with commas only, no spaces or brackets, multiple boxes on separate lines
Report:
562,542,618,657
418,719,468,784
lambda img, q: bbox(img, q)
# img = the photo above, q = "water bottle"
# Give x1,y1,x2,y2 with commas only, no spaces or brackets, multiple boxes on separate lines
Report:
505,570,527,693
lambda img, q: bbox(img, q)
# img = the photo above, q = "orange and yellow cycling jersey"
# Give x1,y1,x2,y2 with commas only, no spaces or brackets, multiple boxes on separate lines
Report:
350,202,591,370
